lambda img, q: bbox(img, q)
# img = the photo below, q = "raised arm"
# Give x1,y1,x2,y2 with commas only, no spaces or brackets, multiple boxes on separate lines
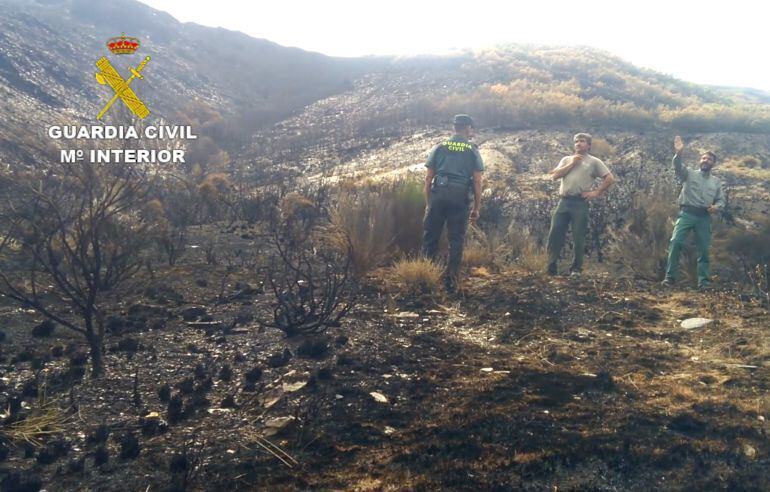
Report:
672,135,689,181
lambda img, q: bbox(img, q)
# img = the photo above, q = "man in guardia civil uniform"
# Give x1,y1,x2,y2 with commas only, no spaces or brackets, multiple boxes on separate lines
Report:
662,135,726,289
422,114,484,292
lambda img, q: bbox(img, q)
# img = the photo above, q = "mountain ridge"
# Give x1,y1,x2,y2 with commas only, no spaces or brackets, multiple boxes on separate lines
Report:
2,0,770,173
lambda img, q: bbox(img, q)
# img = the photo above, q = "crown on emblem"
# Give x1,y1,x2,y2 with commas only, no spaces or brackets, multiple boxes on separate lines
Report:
107,33,140,55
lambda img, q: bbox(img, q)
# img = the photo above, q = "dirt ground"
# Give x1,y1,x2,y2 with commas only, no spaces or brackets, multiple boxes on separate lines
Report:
1,258,769,491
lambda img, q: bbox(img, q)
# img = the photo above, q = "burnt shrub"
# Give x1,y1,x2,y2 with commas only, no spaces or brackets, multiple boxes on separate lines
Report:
297,337,330,359
244,366,262,384
115,337,140,353
87,423,110,445
12,349,35,364
158,383,172,403
218,364,232,382
221,394,236,408
167,394,185,424
119,433,141,460
723,216,770,303
0,471,43,492
176,377,195,395
94,446,109,467
257,195,357,337
31,320,56,338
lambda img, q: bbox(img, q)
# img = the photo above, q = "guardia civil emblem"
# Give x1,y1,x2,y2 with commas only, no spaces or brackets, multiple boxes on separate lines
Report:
95,33,151,120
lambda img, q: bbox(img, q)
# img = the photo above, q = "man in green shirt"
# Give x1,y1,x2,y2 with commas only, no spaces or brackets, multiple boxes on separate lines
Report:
422,114,485,292
663,136,726,289
546,133,615,276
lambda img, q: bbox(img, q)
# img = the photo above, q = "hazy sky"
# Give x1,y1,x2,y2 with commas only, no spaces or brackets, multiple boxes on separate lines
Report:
139,0,768,91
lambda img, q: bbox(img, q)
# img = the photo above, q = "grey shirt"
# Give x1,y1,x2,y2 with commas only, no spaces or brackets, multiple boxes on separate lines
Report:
673,154,725,210
555,154,610,196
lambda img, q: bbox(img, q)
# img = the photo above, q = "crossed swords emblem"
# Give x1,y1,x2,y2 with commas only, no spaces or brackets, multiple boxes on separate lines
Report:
94,55,151,120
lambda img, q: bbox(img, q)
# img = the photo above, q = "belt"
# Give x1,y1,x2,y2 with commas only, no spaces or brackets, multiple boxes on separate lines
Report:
680,205,709,217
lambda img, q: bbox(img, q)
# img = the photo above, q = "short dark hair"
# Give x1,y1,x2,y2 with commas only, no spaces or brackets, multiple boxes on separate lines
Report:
573,133,592,147
702,151,717,164
453,114,474,130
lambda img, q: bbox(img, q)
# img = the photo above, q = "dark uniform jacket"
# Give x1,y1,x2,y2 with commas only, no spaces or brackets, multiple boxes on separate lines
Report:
426,135,484,201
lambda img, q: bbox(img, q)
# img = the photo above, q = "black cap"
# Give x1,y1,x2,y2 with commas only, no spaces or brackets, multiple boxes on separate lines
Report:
453,114,474,128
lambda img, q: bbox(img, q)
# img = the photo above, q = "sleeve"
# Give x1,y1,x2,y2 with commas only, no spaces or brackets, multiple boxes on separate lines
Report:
713,181,726,210
672,154,689,181
426,144,440,170
472,147,485,172
592,158,610,178
554,156,570,170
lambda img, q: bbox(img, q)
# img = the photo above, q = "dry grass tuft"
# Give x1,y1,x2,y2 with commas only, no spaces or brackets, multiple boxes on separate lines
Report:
389,258,443,295
462,243,496,269
462,226,509,271
328,179,426,277
330,189,395,277
513,450,544,464
669,384,698,402
1,397,68,447
471,266,492,277
608,191,678,281
590,137,615,159
507,225,548,274
280,192,316,220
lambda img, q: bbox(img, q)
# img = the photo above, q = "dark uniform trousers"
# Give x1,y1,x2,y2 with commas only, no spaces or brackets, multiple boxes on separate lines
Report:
421,183,471,281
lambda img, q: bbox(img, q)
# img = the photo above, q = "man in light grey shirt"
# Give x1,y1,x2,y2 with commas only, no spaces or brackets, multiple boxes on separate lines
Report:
546,133,615,276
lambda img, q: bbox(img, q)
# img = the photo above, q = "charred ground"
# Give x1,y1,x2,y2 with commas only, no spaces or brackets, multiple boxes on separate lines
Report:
1,241,768,490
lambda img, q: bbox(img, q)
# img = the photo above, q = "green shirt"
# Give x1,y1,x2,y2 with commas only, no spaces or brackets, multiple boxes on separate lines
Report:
672,155,725,210
426,135,485,185
555,153,610,196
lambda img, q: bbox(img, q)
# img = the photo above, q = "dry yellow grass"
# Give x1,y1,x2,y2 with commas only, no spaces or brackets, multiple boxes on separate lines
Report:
506,223,548,274
513,451,544,464
389,258,443,295
280,192,316,219
329,202,393,277
518,247,548,274
462,243,496,269
0,396,68,447
590,137,615,159
721,159,770,181
668,384,698,402
471,266,492,277
197,172,232,199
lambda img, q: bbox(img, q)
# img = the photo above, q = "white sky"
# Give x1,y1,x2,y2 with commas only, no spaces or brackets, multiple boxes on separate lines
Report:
139,0,769,91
